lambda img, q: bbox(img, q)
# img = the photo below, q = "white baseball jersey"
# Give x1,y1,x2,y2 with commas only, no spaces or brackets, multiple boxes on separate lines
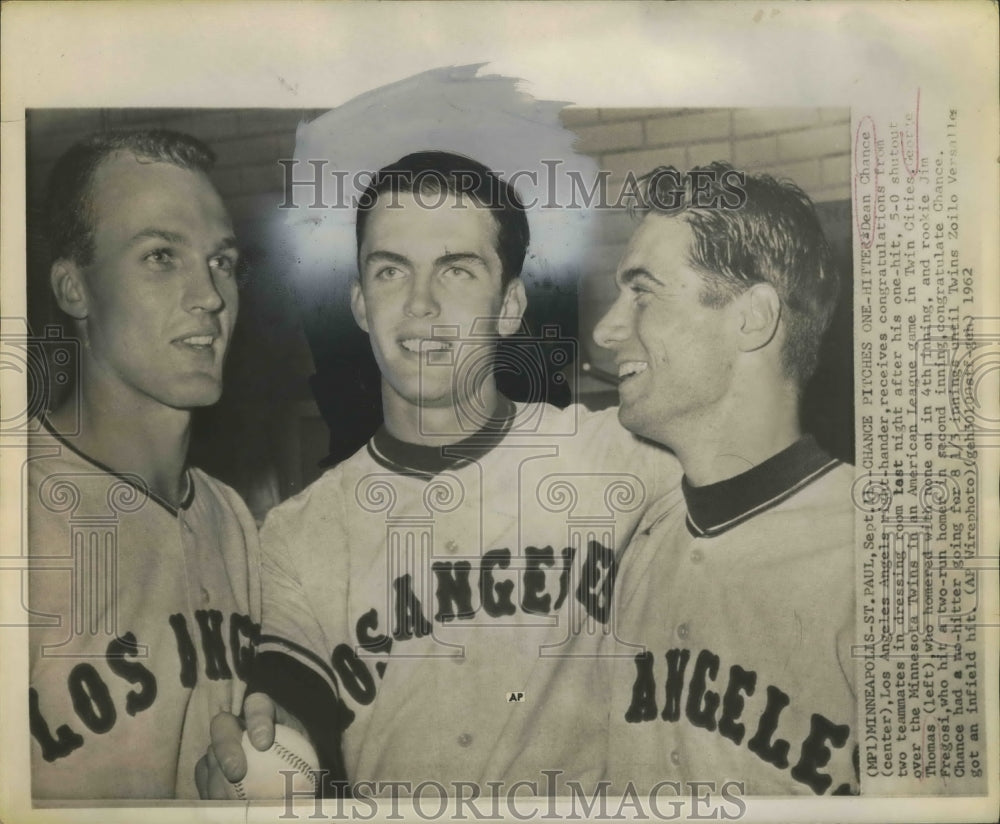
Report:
27,421,261,799
605,436,857,796
253,400,681,793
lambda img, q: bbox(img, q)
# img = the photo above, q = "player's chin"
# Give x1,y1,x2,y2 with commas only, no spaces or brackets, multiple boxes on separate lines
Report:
396,374,454,406
616,401,653,440
162,376,225,409
413,387,460,410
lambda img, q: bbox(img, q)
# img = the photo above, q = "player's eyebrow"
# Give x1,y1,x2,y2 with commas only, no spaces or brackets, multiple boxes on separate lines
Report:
128,228,188,247
128,229,239,260
364,250,411,268
435,252,488,268
212,236,239,256
618,267,664,288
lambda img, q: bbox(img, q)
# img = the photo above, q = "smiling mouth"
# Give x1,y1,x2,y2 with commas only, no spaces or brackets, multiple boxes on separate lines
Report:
176,335,216,350
400,338,454,354
618,361,649,380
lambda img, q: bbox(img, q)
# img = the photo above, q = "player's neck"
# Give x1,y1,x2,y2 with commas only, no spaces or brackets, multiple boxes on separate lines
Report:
49,377,193,507
673,385,802,487
381,378,504,447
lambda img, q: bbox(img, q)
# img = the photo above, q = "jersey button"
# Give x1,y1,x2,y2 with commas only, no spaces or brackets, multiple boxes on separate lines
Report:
670,750,681,766
676,622,690,641
457,733,473,748
200,587,211,604
690,548,704,564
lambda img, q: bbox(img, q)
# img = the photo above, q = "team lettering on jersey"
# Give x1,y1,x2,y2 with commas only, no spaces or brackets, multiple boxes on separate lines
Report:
305,540,616,723
30,610,258,763
623,647,856,795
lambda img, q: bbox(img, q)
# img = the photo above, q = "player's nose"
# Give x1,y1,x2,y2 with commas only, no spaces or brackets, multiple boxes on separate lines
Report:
185,260,227,314
403,272,439,318
593,294,629,350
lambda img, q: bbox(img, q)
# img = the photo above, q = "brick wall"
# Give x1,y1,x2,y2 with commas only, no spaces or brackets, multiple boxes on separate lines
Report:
558,106,850,271
561,107,850,201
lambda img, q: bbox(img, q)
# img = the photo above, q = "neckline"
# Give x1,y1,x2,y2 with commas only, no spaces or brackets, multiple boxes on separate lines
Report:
366,397,518,480
682,435,840,537
39,417,194,515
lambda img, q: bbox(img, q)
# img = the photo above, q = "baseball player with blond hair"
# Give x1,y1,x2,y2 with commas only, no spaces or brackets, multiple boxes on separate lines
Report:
28,130,260,799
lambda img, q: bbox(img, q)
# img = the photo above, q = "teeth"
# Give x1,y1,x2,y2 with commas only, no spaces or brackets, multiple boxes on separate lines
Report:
183,336,214,346
618,361,648,379
401,338,452,353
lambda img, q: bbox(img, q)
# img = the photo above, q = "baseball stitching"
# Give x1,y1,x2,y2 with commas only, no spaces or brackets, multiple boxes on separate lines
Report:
232,738,318,799
273,741,319,792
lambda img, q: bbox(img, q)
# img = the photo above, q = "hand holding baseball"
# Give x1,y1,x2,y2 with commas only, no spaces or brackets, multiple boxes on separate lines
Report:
196,692,314,799
223,723,319,800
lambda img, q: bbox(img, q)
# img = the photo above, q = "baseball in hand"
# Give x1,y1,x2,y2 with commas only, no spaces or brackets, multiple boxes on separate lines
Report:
225,724,320,800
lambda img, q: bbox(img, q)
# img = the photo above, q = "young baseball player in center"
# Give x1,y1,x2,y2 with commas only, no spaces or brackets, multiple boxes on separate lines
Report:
200,151,681,798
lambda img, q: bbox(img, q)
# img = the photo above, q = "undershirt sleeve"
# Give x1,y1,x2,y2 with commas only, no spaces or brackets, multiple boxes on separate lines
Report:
250,501,353,797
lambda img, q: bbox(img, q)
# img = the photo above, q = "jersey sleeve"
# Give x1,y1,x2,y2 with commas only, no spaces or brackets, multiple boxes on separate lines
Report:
581,405,684,510
251,489,352,796
200,473,264,717
215,478,263,625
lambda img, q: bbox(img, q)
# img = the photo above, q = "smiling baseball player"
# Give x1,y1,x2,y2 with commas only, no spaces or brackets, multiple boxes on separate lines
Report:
28,131,260,799
199,151,681,798
595,162,857,795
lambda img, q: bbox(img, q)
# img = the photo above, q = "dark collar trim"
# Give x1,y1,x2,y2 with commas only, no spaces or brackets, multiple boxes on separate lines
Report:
683,435,840,538
39,417,194,516
367,398,517,480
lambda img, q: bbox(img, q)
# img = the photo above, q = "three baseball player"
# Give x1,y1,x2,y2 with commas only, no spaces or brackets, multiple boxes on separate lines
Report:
27,130,854,798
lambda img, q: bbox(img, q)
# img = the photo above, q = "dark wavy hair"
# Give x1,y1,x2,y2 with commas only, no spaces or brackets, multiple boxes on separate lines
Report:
639,161,839,385
355,150,529,288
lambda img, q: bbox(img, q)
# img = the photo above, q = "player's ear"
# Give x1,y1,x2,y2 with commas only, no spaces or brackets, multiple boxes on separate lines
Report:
497,277,527,337
736,282,781,352
350,279,370,333
50,259,89,320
